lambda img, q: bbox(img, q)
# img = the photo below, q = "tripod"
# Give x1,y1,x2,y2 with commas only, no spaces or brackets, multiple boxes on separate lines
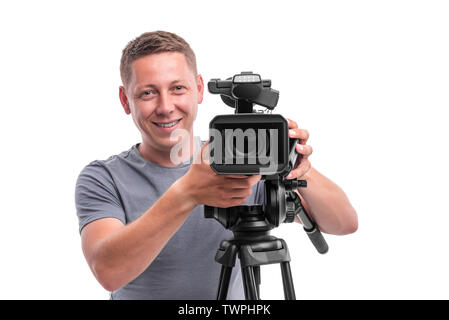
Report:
205,186,328,300
214,232,296,300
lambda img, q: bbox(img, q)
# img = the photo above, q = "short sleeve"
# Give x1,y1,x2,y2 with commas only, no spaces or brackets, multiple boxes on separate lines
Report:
75,161,126,234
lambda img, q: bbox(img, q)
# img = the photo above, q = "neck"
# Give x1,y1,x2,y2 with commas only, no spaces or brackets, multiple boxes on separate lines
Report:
138,134,196,167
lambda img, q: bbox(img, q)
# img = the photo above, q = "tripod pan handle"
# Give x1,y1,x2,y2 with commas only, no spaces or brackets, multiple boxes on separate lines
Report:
304,225,329,254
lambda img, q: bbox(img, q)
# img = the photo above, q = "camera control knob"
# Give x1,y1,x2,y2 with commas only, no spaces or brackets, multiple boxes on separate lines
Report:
285,200,296,223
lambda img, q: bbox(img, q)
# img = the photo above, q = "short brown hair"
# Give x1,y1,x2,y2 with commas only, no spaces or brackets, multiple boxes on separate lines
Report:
120,30,197,88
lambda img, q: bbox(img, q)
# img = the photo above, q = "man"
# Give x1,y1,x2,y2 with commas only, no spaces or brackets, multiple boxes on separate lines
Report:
75,31,358,300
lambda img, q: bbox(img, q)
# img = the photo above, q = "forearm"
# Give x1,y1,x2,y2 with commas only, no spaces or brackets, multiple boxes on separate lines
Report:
297,167,358,235
90,178,196,291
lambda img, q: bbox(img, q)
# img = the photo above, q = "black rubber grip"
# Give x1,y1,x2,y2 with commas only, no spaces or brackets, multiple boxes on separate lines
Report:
304,226,329,254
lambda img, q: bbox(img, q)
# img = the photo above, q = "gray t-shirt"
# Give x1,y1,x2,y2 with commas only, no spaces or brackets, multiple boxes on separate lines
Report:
75,138,265,300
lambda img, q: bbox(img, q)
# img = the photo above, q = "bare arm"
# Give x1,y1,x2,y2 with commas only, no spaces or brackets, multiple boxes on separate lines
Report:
286,118,358,235
81,179,196,291
81,143,261,292
294,167,358,235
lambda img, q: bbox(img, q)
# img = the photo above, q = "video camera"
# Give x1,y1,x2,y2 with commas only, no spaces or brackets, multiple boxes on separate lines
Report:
207,71,294,176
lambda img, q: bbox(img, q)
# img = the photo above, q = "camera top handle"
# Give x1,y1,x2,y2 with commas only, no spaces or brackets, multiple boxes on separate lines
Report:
208,71,279,112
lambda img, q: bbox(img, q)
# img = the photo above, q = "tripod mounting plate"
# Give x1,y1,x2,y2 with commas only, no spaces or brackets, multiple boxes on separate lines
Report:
216,237,290,268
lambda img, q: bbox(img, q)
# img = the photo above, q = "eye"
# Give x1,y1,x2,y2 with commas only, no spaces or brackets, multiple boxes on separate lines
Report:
140,90,156,99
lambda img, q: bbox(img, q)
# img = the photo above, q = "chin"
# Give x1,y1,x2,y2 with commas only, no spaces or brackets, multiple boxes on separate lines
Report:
154,138,178,150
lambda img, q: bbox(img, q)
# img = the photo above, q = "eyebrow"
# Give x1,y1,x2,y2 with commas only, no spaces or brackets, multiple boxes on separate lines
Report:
136,79,186,90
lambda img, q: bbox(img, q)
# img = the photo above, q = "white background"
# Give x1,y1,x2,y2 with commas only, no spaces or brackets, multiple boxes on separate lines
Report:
0,0,448,299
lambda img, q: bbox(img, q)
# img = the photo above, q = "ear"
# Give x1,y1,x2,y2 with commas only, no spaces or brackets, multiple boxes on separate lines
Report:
196,74,204,104
119,86,131,114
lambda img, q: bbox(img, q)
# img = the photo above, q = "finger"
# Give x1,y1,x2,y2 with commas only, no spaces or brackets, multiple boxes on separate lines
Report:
200,140,209,149
225,177,256,189
287,118,298,129
195,140,210,164
224,174,252,179
288,128,309,142
296,144,313,157
286,159,311,179
191,140,206,165
232,174,261,183
223,187,252,198
236,174,261,188
225,174,261,181
249,174,262,185
226,197,248,207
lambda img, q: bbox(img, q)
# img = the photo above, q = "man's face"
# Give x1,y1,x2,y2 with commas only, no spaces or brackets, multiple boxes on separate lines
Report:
120,52,204,152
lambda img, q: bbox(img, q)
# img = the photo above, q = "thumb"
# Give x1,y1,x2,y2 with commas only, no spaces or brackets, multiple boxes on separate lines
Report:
193,140,210,165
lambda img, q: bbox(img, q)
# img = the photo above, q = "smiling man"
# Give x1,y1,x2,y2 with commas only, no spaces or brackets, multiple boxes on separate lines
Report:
75,31,358,300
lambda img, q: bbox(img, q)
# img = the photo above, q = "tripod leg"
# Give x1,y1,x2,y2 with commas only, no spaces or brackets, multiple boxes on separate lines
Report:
280,262,296,300
254,266,261,298
241,266,259,300
216,265,233,300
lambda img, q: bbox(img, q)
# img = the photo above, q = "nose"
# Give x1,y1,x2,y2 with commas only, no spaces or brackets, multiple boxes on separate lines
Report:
155,91,175,116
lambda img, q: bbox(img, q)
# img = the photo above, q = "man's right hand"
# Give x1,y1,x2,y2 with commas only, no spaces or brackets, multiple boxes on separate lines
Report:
179,141,261,208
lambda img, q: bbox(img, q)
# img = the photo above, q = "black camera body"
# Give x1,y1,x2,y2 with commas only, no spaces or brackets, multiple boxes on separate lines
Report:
208,72,297,177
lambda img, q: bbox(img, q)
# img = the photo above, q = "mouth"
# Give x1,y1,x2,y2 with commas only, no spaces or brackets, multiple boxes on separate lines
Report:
151,118,182,131
152,118,182,128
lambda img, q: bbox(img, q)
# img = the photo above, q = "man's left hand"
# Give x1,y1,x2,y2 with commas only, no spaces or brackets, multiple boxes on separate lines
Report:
286,118,313,179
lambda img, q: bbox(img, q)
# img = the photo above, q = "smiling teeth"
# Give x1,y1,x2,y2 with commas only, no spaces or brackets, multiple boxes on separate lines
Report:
154,119,180,128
